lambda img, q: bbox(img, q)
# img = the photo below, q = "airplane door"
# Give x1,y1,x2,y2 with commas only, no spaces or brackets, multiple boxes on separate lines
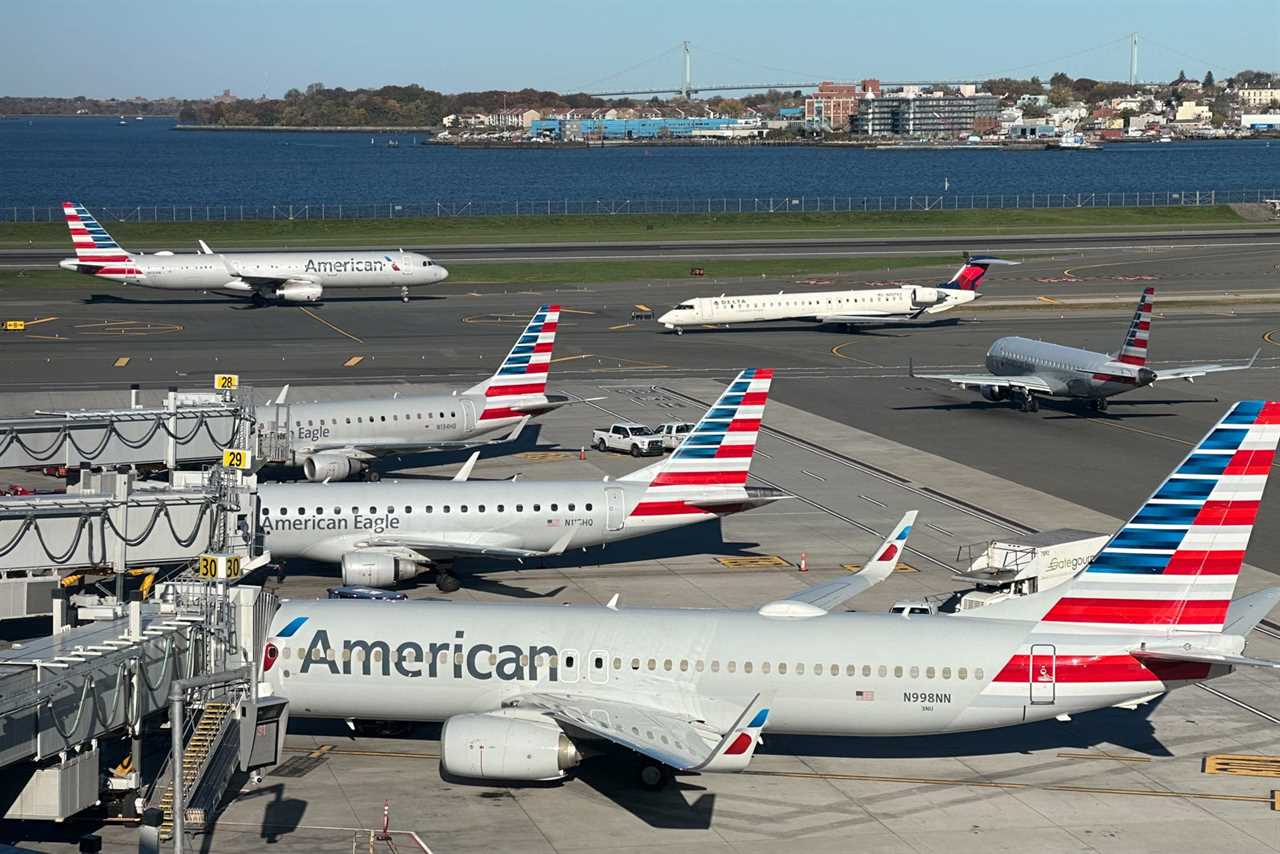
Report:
400,251,414,277
604,487,625,532
588,649,610,684
460,399,477,432
1029,644,1056,705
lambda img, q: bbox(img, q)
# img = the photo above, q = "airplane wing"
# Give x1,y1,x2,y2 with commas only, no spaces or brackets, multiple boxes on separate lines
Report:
507,691,771,772
356,527,577,562
758,512,915,617
911,371,1056,394
1154,349,1260,382
818,308,928,324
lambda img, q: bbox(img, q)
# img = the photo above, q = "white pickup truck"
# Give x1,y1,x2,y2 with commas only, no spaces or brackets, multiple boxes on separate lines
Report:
592,423,665,457
655,421,696,450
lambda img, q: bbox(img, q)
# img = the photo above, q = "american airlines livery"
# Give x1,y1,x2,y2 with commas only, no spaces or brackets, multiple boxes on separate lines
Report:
264,401,1280,788
57,202,447,304
914,287,1257,412
657,256,1018,332
259,368,784,591
271,305,576,482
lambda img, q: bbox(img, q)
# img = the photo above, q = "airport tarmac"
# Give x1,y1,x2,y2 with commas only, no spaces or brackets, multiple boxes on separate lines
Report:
2,239,1279,852
5,378,1279,853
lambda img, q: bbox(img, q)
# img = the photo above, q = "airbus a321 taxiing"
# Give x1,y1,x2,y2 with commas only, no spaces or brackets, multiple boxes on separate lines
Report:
914,287,1257,412
263,400,1280,788
268,305,577,482
657,256,1017,332
259,369,784,591
58,202,447,304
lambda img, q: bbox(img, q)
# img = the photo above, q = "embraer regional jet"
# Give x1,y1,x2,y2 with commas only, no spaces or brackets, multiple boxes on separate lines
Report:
657,256,1017,332
259,368,784,591
268,305,577,482
914,287,1257,412
263,401,1280,788
57,202,447,304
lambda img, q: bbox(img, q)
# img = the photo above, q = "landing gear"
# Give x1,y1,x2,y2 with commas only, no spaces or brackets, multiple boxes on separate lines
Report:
435,571,461,593
1089,398,1109,413
638,762,672,790
361,468,381,482
1017,393,1039,413
400,285,410,303
251,292,267,308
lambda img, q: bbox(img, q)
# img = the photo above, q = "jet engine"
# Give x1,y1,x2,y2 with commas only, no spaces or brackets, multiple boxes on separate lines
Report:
339,552,425,587
440,713,581,782
275,281,324,303
303,454,365,482
908,286,943,308
980,385,1009,402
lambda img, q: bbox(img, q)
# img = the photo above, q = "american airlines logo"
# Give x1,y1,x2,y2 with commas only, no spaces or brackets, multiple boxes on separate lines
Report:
299,628,560,682
263,514,401,534
304,258,389,274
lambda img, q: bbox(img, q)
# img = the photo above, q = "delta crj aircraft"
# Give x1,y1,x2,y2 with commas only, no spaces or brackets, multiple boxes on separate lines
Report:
266,305,581,482
914,287,1258,413
656,256,1017,332
58,202,447,304
259,368,784,591
263,400,1280,788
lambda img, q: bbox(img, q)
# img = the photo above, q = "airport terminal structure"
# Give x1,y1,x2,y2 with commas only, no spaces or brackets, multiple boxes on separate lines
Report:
0,214,1278,854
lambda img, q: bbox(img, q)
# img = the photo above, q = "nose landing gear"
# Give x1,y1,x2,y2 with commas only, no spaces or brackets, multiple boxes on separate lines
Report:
400,285,410,303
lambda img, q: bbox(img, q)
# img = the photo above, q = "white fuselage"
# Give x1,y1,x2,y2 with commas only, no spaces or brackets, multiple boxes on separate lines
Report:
657,286,971,329
268,599,1214,737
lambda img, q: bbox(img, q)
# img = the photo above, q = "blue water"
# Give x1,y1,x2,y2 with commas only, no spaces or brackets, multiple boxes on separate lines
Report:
3,116,1279,210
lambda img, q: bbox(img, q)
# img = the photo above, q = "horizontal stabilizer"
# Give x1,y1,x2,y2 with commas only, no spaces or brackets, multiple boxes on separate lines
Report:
1224,586,1280,635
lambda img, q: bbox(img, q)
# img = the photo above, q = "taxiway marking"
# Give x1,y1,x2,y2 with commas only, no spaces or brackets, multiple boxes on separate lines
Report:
343,356,364,368
300,308,364,344
113,357,129,368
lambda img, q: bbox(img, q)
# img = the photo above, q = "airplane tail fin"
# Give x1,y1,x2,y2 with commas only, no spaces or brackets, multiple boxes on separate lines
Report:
1114,287,1155,367
61,203,137,275
937,256,1017,292
620,369,777,524
1036,400,1279,635
465,305,559,421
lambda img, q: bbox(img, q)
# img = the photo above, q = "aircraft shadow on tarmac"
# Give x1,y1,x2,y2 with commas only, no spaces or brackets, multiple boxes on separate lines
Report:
667,318,961,336
83,292,446,307
894,396,1222,419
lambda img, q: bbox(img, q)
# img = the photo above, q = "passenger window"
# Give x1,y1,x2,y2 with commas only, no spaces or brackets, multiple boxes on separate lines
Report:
478,505,485,513
585,503,592,511
846,664,855,676
279,508,287,516
647,658,656,671
460,505,468,513
611,657,620,670
744,661,753,674
778,662,787,674
695,659,704,672
680,659,689,672
796,663,805,675
830,664,838,676
497,505,504,512
631,658,640,670
894,666,903,678
910,666,919,678
958,667,968,680
516,504,523,512
386,506,393,514
727,660,736,673
814,663,822,676
345,418,351,424
369,506,376,514
297,507,305,515
315,507,324,515
425,506,432,513
711,660,720,673
568,503,575,511
443,505,450,513
533,504,541,512
878,665,887,677
550,503,558,512
926,667,936,679
663,659,672,671
404,505,412,514
942,667,951,680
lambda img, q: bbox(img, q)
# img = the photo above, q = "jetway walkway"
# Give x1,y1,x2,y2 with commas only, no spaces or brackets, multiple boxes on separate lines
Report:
0,384,285,472
0,467,265,620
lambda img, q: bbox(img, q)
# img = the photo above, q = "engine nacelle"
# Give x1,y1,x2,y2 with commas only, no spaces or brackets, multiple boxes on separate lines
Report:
909,286,943,307
340,552,425,587
440,713,581,782
303,453,365,482
276,281,323,303
980,385,1009,402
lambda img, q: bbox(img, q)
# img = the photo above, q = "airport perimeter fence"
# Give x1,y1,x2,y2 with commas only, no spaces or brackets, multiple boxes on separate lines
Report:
3,188,1278,223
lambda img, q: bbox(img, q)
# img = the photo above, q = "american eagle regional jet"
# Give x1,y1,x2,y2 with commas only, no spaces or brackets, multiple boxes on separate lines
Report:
914,287,1257,412
657,256,1017,332
263,400,1280,788
58,202,447,304
259,369,784,591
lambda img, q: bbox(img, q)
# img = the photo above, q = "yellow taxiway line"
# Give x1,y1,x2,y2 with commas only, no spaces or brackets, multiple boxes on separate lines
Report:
343,355,364,368
113,357,130,368
300,307,364,344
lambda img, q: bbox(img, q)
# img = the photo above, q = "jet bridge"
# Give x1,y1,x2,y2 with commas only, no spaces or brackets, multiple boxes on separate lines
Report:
0,383,284,472
0,467,266,620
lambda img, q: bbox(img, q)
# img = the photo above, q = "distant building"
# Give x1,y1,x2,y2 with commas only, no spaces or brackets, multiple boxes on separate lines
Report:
1008,123,1056,140
1017,93,1049,108
1239,87,1280,109
213,89,236,104
529,116,763,141
805,81,859,131
1241,113,1280,129
1173,102,1212,124
1127,112,1165,130
853,92,1000,137
486,108,541,129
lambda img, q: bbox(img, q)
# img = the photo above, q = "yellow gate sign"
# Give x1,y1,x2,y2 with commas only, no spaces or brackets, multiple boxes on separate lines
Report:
4,320,26,332
214,373,239,391
197,554,242,580
222,448,252,469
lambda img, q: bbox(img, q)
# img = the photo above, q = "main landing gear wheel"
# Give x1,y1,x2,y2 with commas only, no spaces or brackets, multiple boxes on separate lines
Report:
1020,395,1039,413
638,762,672,790
251,292,267,308
1090,399,1109,413
435,572,461,594
362,469,381,482
400,286,410,303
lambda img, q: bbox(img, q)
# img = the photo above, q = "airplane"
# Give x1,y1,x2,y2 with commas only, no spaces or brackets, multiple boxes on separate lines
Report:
262,400,1280,789
656,256,1018,333
912,286,1258,413
56,201,448,304
266,305,583,483
258,368,785,592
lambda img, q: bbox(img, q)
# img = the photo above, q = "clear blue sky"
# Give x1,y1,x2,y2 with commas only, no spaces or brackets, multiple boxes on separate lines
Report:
3,0,1276,99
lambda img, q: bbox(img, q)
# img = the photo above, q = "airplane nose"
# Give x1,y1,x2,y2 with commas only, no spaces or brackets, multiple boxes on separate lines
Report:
657,311,672,324
435,264,449,283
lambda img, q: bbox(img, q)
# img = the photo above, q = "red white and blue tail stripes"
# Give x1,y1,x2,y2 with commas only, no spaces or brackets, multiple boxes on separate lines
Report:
469,305,559,422
623,368,772,525
62,202,139,279
1115,287,1154,367
1039,400,1279,633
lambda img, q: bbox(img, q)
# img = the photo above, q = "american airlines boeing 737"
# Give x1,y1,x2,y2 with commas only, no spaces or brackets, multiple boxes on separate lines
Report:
259,369,783,591
657,256,1017,332
913,287,1257,412
57,202,447,304
265,305,578,482
263,401,1280,788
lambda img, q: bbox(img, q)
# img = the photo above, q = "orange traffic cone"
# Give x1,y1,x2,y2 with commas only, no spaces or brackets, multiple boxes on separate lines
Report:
799,552,808,572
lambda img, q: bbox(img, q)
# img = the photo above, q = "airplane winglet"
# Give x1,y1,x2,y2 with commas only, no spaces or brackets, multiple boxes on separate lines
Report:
274,384,290,405
197,239,214,255
547,527,575,555
452,451,480,482
694,691,773,772
606,593,620,610
504,414,531,442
